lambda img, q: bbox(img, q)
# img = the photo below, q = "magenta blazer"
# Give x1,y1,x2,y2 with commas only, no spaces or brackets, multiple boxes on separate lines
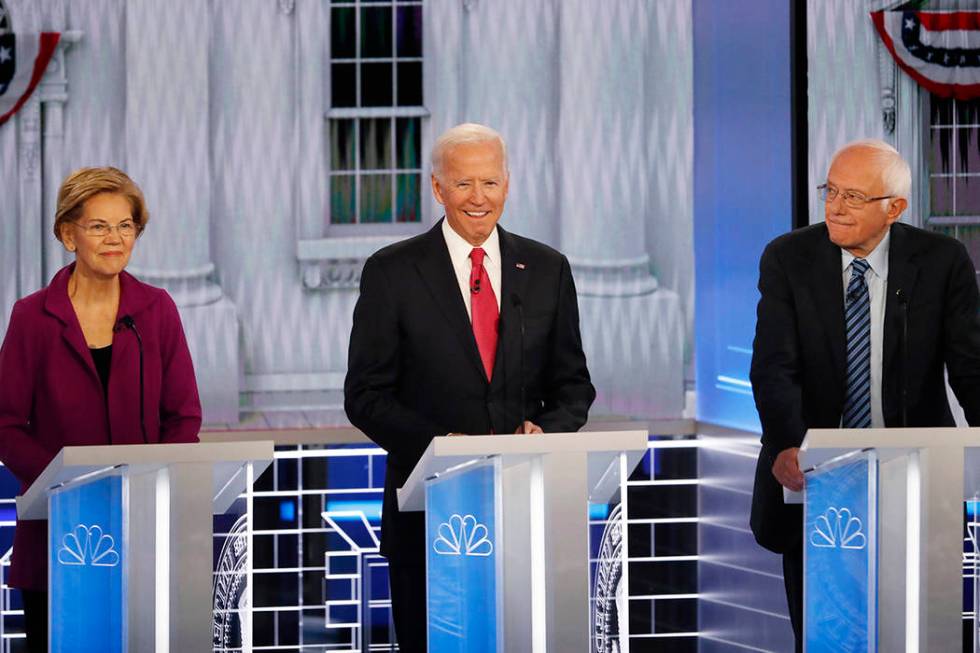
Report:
0,264,202,590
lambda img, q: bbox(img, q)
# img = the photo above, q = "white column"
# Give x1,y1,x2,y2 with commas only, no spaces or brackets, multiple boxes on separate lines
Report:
40,31,81,283
457,0,559,244
123,0,239,424
16,97,42,295
557,0,684,417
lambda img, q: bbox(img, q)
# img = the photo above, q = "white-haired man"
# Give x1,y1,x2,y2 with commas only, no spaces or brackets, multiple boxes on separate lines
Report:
345,123,595,650
749,138,980,651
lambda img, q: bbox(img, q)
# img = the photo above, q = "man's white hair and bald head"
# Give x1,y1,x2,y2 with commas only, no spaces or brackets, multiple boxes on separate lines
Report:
830,138,912,201
431,123,509,180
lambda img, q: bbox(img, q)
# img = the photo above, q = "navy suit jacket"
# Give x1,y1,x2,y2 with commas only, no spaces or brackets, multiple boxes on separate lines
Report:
344,220,595,561
749,222,980,553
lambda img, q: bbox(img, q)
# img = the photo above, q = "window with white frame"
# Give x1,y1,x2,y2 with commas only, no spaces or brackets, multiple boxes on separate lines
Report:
927,96,980,269
327,0,424,230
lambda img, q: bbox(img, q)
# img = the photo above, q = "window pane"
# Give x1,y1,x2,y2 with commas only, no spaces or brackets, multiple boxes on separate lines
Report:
396,117,420,169
360,6,392,59
956,99,980,129
396,62,422,106
396,5,422,57
396,174,421,223
931,96,955,127
956,176,980,215
331,63,356,108
330,119,356,171
360,118,392,170
361,174,393,223
331,7,356,59
361,62,393,107
931,176,954,216
930,127,955,175
330,175,356,224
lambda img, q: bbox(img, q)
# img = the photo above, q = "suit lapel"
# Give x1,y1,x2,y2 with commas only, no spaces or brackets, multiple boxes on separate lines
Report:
493,227,528,385
414,221,488,380
882,224,919,395
806,232,847,386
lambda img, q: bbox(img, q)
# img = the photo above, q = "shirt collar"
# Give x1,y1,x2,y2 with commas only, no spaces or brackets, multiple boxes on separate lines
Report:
441,217,501,267
841,229,890,281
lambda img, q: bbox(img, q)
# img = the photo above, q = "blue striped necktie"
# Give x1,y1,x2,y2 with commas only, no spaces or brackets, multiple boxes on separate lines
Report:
842,258,872,428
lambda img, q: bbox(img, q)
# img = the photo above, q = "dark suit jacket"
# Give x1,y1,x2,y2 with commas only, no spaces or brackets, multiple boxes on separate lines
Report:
344,220,596,561
0,263,202,589
749,222,980,553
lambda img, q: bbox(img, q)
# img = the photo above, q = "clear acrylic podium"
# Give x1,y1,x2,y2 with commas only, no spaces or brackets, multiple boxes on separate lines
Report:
798,427,980,652
397,430,648,652
16,441,274,652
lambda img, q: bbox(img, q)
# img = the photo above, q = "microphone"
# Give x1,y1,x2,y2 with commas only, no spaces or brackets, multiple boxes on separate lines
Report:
471,278,482,294
117,315,148,444
511,293,527,434
897,288,909,428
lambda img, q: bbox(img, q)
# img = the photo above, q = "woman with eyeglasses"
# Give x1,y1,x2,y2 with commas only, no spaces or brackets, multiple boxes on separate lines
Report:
0,166,202,652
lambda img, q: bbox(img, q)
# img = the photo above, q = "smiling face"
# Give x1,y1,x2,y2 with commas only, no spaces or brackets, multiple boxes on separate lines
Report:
60,192,137,279
431,140,509,246
824,146,907,258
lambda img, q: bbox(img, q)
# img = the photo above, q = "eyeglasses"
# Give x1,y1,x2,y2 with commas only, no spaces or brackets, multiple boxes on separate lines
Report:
73,220,139,238
817,183,893,209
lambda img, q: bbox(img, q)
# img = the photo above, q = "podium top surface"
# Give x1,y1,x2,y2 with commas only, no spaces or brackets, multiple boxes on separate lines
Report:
398,430,648,511
17,440,275,520
423,430,647,456
803,427,980,451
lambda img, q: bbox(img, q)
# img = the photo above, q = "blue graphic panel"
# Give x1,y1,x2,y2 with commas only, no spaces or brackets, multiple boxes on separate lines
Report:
425,463,498,652
693,0,793,431
805,453,877,652
50,475,125,653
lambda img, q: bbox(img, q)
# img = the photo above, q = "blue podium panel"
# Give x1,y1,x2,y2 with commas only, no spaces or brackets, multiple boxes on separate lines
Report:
805,452,877,653
49,475,126,653
425,461,500,653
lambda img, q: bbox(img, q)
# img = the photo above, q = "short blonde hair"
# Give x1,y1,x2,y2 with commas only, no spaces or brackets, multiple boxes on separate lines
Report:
54,167,149,242
431,123,508,180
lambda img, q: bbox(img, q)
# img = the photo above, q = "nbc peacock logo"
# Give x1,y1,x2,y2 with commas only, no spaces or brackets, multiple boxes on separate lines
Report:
57,524,121,567
432,514,494,557
809,507,867,551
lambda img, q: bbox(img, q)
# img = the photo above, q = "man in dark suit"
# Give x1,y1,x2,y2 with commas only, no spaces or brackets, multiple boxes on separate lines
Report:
344,123,595,651
750,139,980,651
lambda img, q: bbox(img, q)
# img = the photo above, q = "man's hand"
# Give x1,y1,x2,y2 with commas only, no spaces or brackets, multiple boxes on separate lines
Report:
515,421,543,435
772,447,804,492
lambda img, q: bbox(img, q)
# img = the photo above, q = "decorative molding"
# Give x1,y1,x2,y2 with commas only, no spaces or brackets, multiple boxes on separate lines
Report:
568,254,659,298
876,33,896,135
127,262,223,306
296,235,401,290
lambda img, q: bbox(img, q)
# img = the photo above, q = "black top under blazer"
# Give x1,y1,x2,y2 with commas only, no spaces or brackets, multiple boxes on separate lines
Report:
344,220,596,561
749,222,980,553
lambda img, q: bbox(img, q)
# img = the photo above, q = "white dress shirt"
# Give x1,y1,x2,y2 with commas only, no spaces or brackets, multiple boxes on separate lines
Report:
442,218,502,318
840,231,890,428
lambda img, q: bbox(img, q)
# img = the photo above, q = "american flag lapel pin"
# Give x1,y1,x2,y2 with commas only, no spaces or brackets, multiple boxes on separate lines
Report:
516,263,526,270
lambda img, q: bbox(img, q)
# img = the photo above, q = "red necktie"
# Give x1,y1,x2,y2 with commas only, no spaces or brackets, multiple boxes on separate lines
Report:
469,248,499,380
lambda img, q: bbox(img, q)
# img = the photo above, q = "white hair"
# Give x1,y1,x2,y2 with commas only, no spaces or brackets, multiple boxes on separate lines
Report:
431,123,508,180
830,138,912,201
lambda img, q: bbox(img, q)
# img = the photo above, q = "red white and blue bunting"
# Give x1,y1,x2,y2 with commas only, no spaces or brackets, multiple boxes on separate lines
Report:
0,32,60,126
872,11,980,100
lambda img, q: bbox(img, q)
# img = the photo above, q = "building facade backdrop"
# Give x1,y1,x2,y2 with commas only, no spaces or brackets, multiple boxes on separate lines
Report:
0,0,691,426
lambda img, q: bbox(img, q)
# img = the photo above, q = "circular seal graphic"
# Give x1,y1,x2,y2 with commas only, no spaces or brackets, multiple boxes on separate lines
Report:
213,514,251,651
591,503,623,653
